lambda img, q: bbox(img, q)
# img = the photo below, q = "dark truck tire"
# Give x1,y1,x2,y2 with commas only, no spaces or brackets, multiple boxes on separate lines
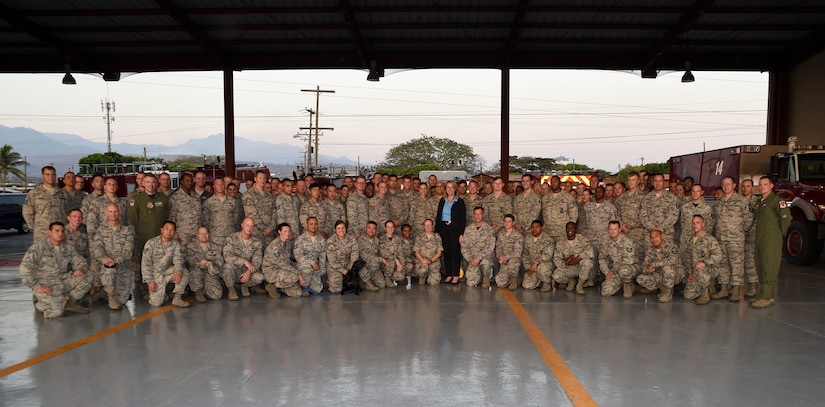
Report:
17,221,30,234
783,220,823,266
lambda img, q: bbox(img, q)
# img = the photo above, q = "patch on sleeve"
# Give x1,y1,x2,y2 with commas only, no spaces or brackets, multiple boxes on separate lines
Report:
626,247,633,253
779,201,787,209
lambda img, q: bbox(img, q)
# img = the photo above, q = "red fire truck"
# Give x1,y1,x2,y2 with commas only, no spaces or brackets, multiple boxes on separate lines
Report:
669,140,825,265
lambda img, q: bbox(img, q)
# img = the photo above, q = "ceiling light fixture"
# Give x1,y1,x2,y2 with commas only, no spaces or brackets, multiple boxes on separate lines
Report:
681,61,695,83
62,64,76,85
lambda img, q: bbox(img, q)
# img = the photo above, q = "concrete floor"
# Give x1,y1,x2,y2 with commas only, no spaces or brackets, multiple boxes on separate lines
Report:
1,249,825,406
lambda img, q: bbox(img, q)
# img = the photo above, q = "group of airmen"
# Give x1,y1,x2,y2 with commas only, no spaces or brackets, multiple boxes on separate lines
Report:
20,164,790,319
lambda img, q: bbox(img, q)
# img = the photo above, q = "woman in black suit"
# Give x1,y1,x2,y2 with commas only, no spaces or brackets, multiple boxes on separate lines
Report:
435,180,466,284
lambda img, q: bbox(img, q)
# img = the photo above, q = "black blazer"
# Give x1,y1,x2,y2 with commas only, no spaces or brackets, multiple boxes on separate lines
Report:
435,197,466,235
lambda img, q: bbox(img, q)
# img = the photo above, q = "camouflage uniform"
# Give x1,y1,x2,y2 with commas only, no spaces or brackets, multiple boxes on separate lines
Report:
388,191,410,227
263,238,303,297
81,193,106,239
640,191,680,244
23,185,68,242
397,234,416,278
325,235,359,293
168,189,202,249
679,198,716,250
368,194,391,229
65,224,90,264
346,192,370,236
65,190,86,212
299,199,328,236
202,195,242,246
682,233,724,300
323,198,347,236
541,191,578,240
636,241,684,291
483,193,513,231
521,232,555,290
615,189,645,259
102,195,130,227
583,201,618,244
276,194,302,235
463,195,484,225
221,232,265,290
92,223,135,306
494,229,524,287
513,191,542,233
552,235,595,285
409,196,437,236
141,235,188,307
241,188,276,243
20,238,92,318
379,234,405,284
294,232,327,293
358,235,387,288
185,240,224,300
713,193,753,286
413,233,443,285
743,194,760,284
461,223,496,287
598,234,639,297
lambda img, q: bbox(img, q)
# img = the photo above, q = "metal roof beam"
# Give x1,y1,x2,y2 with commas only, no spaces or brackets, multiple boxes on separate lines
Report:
0,3,94,70
503,0,530,67
642,0,716,72
153,0,225,66
337,0,369,68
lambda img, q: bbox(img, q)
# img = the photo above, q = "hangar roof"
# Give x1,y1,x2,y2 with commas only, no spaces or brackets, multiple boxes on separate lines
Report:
1,0,824,76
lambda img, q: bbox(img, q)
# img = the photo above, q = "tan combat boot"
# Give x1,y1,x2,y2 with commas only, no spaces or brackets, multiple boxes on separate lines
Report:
481,275,490,289
708,281,718,296
240,283,251,297
540,281,552,292
575,278,585,295
171,294,190,308
107,293,122,311
750,298,774,308
745,283,758,298
364,280,379,291
195,290,207,303
622,282,634,299
695,287,710,305
265,283,281,299
227,285,239,301
658,287,673,303
65,297,89,314
419,276,427,286
583,278,595,288
508,276,519,291
711,285,728,300
729,286,742,302
566,278,576,291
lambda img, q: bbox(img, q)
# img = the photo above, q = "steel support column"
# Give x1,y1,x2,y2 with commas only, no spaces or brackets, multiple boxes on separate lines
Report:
766,70,789,146
223,68,236,177
500,68,510,182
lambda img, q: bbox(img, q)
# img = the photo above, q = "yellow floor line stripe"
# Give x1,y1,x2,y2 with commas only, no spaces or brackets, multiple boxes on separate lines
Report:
0,304,177,379
500,288,598,407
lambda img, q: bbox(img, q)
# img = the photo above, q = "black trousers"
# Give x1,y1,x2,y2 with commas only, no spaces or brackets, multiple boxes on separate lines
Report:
440,222,462,277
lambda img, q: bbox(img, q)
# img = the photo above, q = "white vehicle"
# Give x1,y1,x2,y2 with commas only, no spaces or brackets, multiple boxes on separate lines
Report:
418,170,468,182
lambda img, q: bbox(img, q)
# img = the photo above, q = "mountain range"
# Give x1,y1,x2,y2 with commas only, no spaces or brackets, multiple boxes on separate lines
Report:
1,124,360,180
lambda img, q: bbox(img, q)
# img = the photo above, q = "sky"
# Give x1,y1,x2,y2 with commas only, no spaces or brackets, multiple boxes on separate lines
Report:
0,68,769,172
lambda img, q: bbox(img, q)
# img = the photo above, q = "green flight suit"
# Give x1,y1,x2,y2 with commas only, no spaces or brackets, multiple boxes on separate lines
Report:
754,192,791,300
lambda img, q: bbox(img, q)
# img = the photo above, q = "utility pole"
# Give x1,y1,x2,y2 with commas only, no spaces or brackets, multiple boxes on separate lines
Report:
101,98,116,153
301,86,335,168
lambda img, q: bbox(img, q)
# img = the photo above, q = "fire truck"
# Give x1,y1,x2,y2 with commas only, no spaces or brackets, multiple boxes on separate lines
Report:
669,138,825,265
77,161,270,197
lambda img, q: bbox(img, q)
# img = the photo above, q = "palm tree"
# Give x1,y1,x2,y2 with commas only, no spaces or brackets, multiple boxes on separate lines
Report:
0,144,29,192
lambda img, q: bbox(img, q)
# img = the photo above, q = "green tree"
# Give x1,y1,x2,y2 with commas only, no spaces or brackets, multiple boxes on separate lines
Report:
166,155,202,171
0,144,29,191
615,162,669,183
501,156,557,174
379,134,479,175
555,163,593,172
